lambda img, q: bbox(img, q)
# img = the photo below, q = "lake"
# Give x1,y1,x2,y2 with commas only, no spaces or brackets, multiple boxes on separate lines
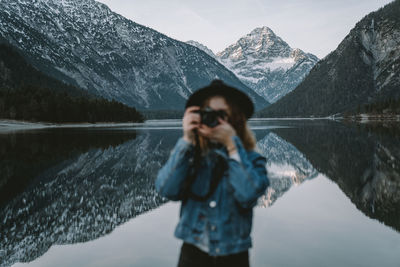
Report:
1,120,400,267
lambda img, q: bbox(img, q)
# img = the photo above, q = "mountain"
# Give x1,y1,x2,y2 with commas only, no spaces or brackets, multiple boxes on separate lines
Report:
0,43,143,123
0,0,268,111
186,40,216,59
257,132,318,207
0,129,138,208
272,122,400,233
0,43,87,97
0,130,180,267
259,0,400,117
216,27,319,103
0,126,319,266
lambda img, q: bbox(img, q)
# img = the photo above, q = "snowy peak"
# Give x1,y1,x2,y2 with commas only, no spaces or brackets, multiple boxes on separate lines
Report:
242,26,291,57
0,0,268,110
186,40,216,58
217,26,292,61
257,132,318,207
215,26,319,103
291,48,306,61
260,0,400,116
251,26,275,36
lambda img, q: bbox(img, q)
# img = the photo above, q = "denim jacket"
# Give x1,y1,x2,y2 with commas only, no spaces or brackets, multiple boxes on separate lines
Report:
155,135,269,256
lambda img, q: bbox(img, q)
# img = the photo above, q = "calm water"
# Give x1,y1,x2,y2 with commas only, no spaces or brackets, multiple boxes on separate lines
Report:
1,120,400,267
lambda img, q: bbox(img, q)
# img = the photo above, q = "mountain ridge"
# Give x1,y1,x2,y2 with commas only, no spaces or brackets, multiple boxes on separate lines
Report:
259,0,400,117
216,26,319,103
0,42,144,123
0,0,268,111
186,27,319,103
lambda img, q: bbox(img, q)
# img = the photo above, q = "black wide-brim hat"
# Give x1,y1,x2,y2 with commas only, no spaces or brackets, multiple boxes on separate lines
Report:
185,80,254,119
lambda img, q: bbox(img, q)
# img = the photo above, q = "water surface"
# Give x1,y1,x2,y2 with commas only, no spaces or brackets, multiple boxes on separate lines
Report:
1,120,399,267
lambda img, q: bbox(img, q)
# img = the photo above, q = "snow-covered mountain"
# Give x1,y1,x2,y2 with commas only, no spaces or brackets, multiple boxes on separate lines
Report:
0,131,179,267
216,27,319,103
260,0,400,117
0,0,268,110
186,40,216,59
7,123,397,266
257,132,318,207
271,121,400,232
0,127,319,267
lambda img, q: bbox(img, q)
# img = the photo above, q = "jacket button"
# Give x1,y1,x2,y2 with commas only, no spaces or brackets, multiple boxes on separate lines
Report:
210,225,216,231
209,201,217,208
215,248,220,253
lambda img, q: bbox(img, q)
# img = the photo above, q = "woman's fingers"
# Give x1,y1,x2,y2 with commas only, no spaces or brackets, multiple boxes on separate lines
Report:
188,123,199,131
189,113,200,123
185,107,200,122
183,108,200,129
198,125,212,137
183,106,201,143
184,106,200,116
218,117,227,124
197,116,235,144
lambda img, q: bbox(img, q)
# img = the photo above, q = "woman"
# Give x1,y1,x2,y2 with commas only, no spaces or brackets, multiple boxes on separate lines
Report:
155,80,269,267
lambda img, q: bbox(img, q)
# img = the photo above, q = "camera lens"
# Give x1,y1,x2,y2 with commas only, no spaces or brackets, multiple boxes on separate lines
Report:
200,107,220,128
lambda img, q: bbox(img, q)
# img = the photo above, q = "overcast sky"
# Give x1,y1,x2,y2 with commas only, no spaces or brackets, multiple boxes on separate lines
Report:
97,0,393,58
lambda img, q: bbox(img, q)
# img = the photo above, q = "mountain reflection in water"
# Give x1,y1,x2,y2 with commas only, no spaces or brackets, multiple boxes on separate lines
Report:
271,122,400,233
0,121,399,267
0,129,178,266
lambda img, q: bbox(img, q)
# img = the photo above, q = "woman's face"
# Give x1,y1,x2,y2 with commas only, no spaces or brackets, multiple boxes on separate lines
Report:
207,96,231,120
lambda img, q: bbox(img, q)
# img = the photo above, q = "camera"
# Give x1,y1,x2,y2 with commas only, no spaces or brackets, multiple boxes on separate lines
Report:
195,107,228,128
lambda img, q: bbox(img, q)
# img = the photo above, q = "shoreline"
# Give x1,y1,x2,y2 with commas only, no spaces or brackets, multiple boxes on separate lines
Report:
1,115,399,133
0,119,146,134
343,114,400,123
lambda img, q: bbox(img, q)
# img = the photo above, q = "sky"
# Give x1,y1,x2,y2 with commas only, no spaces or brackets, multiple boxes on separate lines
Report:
97,0,393,58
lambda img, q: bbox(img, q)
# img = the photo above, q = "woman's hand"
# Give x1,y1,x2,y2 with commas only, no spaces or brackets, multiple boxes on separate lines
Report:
182,106,200,144
198,118,237,152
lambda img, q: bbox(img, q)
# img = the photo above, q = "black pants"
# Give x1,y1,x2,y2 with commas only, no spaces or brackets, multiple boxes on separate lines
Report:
177,243,250,267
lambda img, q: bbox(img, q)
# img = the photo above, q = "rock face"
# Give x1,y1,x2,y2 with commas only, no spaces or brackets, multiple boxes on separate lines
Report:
260,0,400,117
186,40,216,59
272,122,400,233
0,130,180,267
216,27,319,103
257,132,318,207
0,0,268,110
0,43,88,97
3,122,398,266
0,126,318,267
